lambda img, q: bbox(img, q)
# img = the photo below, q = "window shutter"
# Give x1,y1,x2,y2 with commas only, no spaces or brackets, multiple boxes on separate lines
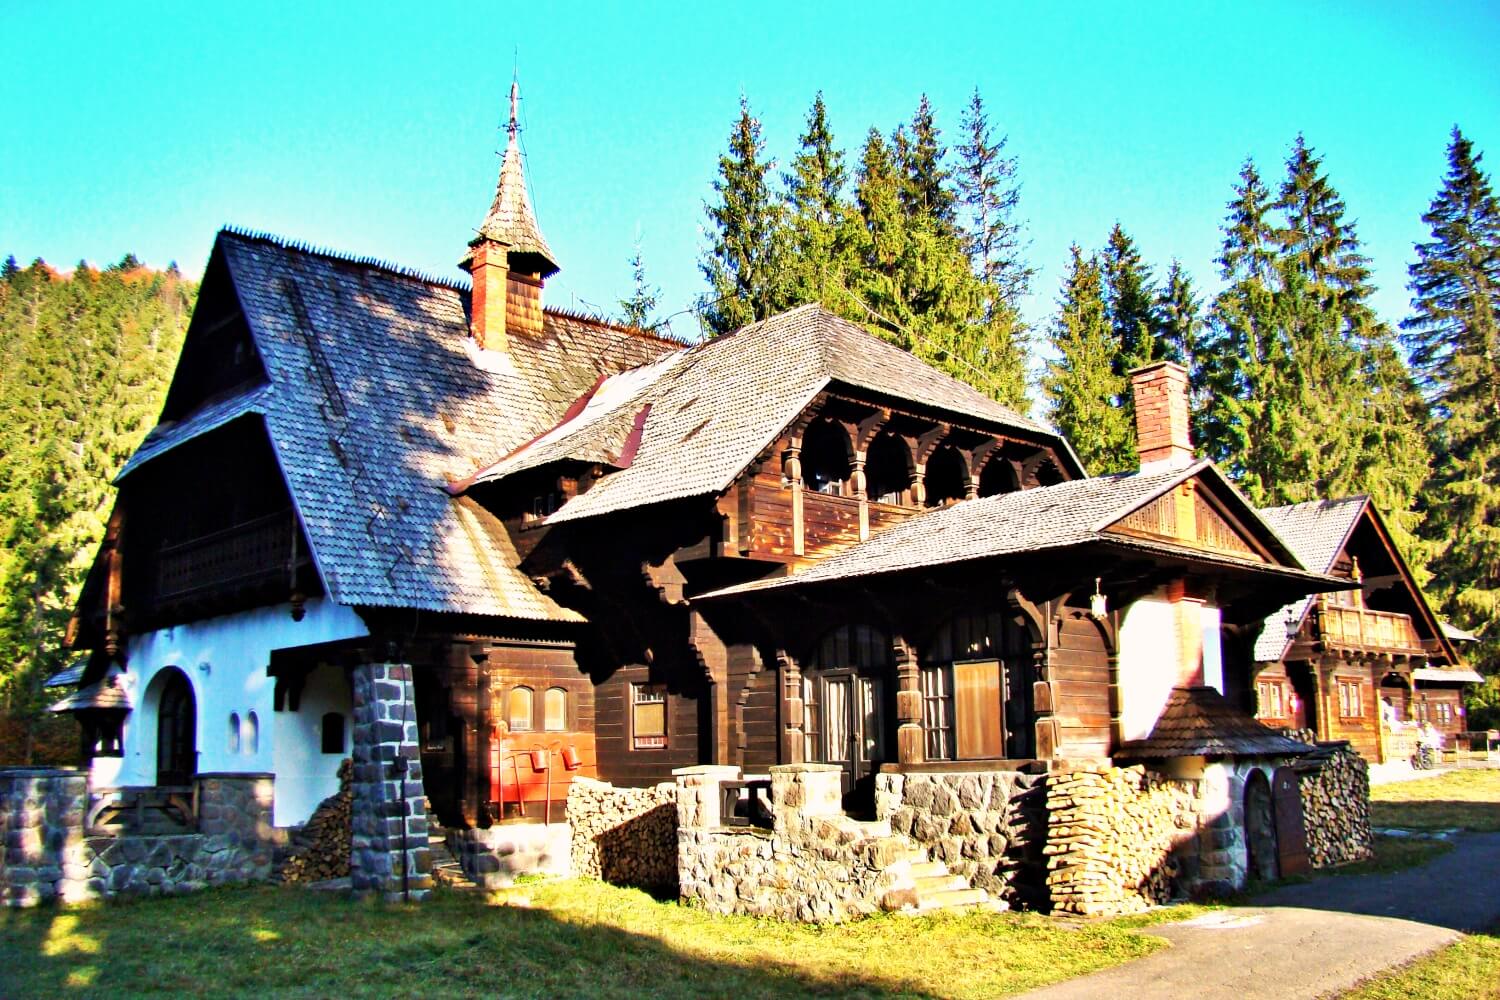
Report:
954,660,1003,759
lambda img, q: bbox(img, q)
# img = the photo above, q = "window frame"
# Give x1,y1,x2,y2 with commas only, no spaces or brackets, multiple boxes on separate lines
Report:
543,687,568,732
1336,678,1364,719
507,686,535,733
631,683,668,750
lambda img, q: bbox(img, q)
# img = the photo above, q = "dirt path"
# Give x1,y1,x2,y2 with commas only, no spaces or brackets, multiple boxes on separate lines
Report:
1016,831,1500,1000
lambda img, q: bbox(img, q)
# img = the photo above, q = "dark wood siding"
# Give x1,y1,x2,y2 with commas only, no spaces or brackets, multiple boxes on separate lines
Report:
1327,668,1380,762
801,493,861,554
1053,614,1112,758
730,644,779,770
487,642,596,820
595,664,704,786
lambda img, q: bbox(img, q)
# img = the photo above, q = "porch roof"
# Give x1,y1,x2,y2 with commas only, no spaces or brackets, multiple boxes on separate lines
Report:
1412,667,1485,685
49,675,131,714
1115,687,1312,759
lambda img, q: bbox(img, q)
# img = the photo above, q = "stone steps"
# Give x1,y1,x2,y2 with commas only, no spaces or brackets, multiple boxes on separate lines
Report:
913,873,969,894
882,854,1004,916
426,824,478,891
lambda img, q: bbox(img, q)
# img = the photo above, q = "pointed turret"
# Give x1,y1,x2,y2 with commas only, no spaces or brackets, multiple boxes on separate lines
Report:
462,80,557,351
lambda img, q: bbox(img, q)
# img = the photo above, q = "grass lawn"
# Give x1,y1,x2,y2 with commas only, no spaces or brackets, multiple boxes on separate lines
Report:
1341,922,1500,1000
1370,769,1500,832
0,879,1174,999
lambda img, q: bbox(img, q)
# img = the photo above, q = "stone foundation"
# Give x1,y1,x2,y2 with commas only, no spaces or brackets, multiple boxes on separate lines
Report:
448,822,572,890
875,769,1049,907
567,776,677,891
349,662,432,901
0,768,273,907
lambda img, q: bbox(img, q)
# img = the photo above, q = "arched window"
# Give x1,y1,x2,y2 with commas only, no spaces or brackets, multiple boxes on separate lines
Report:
924,445,969,507
922,611,1032,761
507,686,534,732
865,433,913,505
228,713,241,754
321,712,346,754
802,420,851,496
543,687,568,732
244,712,259,755
978,457,1020,498
1035,457,1065,487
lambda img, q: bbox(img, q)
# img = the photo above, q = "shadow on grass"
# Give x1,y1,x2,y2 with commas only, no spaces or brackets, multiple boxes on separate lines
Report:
0,886,939,1000
1370,799,1500,833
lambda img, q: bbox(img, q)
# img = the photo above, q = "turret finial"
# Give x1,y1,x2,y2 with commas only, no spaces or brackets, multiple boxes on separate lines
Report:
508,79,520,139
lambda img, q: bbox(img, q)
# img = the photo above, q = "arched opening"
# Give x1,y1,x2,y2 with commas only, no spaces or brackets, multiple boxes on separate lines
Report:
865,433,913,505
244,712,259,755
923,610,1034,760
804,624,894,816
977,457,1020,498
924,445,969,507
543,687,568,732
507,686,535,732
803,420,852,496
1035,457,1066,487
228,713,241,754
153,667,197,787
1244,769,1278,881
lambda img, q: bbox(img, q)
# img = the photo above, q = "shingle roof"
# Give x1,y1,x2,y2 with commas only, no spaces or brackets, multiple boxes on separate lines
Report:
701,461,1326,599
1252,497,1369,662
50,675,131,713
462,125,558,277
122,229,673,621
466,304,1073,524
43,658,88,688
1115,687,1312,759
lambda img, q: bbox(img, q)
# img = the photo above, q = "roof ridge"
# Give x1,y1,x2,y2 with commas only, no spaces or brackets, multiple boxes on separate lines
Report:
219,226,471,293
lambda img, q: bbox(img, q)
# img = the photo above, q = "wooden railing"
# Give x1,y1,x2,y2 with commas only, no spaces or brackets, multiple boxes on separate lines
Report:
155,510,294,602
1316,596,1424,654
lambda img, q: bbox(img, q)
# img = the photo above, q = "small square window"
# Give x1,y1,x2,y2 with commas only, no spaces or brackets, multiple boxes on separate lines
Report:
632,684,667,750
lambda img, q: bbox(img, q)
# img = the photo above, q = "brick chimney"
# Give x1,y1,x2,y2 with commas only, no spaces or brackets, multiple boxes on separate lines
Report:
1129,361,1194,472
460,79,558,352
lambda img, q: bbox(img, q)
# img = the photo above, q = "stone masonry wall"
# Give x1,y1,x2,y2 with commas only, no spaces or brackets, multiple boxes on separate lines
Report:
676,764,924,923
350,662,432,902
567,777,677,891
0,769,273,907
448,822,572,890
875,770,1048,908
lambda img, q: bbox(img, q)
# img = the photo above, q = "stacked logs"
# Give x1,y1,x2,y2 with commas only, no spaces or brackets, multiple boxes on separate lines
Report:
1295,742,1373,867
1044,767,1196,916
278,760,353,884
566,777,677,891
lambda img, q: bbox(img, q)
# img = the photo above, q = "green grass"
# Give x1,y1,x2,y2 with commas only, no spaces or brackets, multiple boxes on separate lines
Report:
0,879,1173,999
1341,922,1500,1000
1370,769,1500,832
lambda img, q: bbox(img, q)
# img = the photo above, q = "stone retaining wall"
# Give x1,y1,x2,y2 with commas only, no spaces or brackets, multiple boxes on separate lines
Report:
874,769,1048,907
448,822,572,890
0,768,273,907
567,776,677,891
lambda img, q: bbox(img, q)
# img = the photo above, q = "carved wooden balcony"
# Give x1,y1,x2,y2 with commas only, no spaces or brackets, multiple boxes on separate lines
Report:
154,509,296,604
1315,596,1425,656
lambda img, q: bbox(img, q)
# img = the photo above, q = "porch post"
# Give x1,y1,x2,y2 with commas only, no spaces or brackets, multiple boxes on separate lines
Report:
778,650,805,764
784,440,805,557
350,662,432,902
893,636,924,766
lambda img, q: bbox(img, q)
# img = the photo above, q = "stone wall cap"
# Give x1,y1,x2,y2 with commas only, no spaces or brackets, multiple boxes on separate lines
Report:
768,763,844,774
671,765,743,777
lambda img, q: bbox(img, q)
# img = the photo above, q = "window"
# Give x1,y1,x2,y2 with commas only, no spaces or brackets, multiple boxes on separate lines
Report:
321,712,345,754
507,687,535,732
1337,679,1364,719
1257,681,1285,719
228,713,241,754
632,684,667,750
922,667,953,760
801,675,819,761
543,687,568,732
1436,702,1453,726
244,712,259,755
526,492,560,522
802,421,851,496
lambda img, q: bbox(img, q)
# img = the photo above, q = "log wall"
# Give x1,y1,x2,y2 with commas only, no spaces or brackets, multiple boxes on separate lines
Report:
1052,614,1113,758
595,665,703,786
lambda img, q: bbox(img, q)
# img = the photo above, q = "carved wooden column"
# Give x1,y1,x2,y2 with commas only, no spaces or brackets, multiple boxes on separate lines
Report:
783,438,805,557
778,649,805,764
1012,592,1058,762
893,636,924,766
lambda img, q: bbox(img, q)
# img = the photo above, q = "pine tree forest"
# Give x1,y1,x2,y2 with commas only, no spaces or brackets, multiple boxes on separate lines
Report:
699,98,1500,714
0,257,194,762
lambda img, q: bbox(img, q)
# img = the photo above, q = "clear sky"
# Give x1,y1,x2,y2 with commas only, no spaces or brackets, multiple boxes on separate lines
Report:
4,1,1498,352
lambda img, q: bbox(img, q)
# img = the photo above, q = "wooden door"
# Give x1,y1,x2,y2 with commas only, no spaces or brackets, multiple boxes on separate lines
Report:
156,670,197,787
816,671,886,814
1272,766,1310,876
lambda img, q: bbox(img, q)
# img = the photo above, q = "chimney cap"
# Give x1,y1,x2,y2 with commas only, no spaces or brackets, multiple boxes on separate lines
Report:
1127,359,1189,380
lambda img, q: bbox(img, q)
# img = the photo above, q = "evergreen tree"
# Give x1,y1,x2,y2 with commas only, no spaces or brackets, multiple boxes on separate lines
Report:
698,96,787,336
1044,247,1134,473
1101,223,1161,371
1,255,17,279
1158,261,1205,419
618,238,661,331
894,96,956,233
954,88,1030,304
1274,135,1373,310
783,93,853,305
1404,127,1500,673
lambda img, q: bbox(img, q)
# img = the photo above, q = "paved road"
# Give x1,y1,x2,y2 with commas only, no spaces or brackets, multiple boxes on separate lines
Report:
1017,831,1500,1000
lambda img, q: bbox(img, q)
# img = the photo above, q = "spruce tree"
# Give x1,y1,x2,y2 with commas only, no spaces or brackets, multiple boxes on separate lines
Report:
783,93,853,306
618,239,661,331
895,96,957,234
1101,223,1161,372
1158,261,1205,413
954,88,1030,305
1404,127,1500,673
698,96,787,336
1044,247,1134,473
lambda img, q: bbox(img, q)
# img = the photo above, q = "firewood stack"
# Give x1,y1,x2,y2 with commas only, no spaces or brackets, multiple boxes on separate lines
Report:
1293,741,1373,867
277,759,353,884
1043,767,1195,916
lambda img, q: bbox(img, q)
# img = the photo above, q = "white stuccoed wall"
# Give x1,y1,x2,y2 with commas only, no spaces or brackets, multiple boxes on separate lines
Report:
1117,594,1226,742
94,597,368,826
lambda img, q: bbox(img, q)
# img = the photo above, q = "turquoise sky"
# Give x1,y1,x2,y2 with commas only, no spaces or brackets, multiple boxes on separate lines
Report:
4,1,1498,350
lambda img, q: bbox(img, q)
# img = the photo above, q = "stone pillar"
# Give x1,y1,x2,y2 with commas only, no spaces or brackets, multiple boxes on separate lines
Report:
673,765,743,831
350,663,432,902
893,638,924,766
769,763,844,839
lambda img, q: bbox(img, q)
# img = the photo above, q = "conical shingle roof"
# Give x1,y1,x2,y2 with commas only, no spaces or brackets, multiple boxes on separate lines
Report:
461,82,559,277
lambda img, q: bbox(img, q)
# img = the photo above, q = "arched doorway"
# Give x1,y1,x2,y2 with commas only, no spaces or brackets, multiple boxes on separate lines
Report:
155,668,197,787
1244,769,1278,881
804,624,893,816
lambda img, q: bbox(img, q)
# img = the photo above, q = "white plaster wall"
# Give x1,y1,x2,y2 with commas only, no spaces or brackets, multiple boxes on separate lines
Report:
1117,594,1227,742
96,597,368,825
272,662,352,825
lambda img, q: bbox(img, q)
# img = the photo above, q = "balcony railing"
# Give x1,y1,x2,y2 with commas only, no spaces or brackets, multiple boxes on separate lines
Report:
155,510,295,602
1316,596,1424,654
